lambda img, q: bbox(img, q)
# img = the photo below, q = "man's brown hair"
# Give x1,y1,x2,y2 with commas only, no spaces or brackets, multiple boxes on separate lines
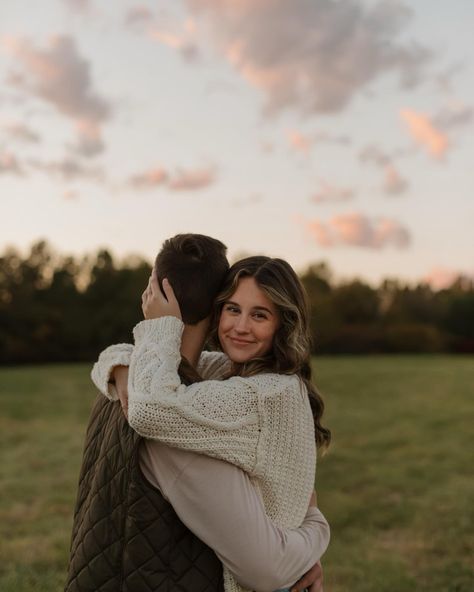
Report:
154,233,229,325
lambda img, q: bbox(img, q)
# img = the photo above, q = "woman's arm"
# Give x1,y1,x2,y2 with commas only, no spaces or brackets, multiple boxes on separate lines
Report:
142,442,330,591
91,345,229,400
90,343,134,400
127,316,299,474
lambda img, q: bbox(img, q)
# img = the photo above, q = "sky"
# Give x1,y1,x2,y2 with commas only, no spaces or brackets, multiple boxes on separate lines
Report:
0,0,473,288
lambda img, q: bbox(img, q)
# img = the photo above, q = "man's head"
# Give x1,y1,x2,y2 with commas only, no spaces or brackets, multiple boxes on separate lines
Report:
155,234,228,325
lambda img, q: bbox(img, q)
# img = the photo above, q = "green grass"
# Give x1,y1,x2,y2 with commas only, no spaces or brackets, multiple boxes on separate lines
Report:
315,356,474,592
1,357,473,591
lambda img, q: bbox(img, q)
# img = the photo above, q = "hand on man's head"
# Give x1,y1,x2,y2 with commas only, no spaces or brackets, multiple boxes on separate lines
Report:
141,268,182,321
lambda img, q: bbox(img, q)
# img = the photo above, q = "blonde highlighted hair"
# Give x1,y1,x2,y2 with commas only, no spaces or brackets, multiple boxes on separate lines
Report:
210,256,331,450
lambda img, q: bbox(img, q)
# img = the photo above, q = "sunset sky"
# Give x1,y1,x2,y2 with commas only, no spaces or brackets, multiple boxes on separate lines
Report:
1,0,473,287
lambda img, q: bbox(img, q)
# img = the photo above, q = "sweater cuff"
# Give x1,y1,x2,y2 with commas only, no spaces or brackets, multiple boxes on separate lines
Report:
133,317,184,351
91,343,133,400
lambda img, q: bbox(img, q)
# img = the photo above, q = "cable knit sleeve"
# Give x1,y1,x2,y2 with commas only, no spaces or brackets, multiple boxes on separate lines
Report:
90,343,134,400
127,316,276,475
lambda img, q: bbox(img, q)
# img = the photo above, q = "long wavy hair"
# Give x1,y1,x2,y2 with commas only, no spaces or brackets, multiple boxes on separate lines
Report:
210,256,331,450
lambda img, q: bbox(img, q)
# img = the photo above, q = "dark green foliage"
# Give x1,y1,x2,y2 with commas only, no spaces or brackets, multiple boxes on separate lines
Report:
0,241,151,363
1,241,473,362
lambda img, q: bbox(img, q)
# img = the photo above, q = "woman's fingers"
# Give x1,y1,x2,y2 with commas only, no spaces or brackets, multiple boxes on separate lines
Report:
149,272,162,299
160,278,182,319
291,561,323,592
161,278,178,304
141,274,182,321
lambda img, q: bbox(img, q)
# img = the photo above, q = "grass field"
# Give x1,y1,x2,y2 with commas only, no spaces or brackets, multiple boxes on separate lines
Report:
0,357,473,591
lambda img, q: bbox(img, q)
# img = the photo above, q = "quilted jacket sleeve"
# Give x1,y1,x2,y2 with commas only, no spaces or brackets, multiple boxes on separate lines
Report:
127,317,286,475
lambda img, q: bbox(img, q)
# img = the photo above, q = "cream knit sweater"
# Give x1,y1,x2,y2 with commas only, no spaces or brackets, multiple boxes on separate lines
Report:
91,316,317,592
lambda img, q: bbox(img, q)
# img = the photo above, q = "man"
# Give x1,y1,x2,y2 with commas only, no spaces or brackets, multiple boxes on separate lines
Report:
65,234,328,592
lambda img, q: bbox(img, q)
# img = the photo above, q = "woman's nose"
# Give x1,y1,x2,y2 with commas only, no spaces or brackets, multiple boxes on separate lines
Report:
234,314,250,333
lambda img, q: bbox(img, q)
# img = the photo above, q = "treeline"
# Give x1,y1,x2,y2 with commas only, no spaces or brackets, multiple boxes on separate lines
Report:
0,241,473,363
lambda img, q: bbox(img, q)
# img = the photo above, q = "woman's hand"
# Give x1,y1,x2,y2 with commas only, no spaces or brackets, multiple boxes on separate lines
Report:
141,268,182,321
291,561,323,592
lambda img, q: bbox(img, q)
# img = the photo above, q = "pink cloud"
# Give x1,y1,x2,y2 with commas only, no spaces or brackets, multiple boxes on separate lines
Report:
422,267,473,290
0,150,24,175
287,130,312,154
360,144,409,195
64,0,90,12
30,157,104,182
128,165,215,192
311,180,355,204
305,212,411,249
383,164,408,195
1,121,40,143
184,0,431,115
168,167,215,191
434,102,473,130
400,109,448,159
4,35,111,156
125,6,154,27
129,167,169,189
125,9,199,60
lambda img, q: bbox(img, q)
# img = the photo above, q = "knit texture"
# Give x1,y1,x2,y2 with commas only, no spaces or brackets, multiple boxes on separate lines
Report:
92,316,317,592
91,343,134,400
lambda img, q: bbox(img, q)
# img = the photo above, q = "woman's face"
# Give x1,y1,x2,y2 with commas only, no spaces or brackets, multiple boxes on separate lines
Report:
218,276,280,363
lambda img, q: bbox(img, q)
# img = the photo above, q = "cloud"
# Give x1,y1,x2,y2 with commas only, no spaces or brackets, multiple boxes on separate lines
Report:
71,119,104,156
311,180,355,204
3,35,111,156
64,0,90,11
184,0,431,115
383,164,408,195
287,129,351,155
360,144,409,194
168,166,215,191
129,166,169,189
305,212,411,249
360,145,391,167
313,131,352,146
1,121,41,143
436,62,464,94
287,130,312,154
400,109,448,159
0,150,24,175
149,19,199,61
63,189,80,200
433,103,473,130
125,9,200,61
124,6,154,27
29,157,104,182
423,267,473,290
260,139,274,154
128,165,215,192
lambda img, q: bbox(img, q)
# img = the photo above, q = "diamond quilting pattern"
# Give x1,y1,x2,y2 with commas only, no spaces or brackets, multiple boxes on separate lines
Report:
65,395,223,592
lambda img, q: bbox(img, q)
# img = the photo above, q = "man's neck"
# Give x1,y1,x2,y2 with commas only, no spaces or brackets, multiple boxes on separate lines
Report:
180,318,210,368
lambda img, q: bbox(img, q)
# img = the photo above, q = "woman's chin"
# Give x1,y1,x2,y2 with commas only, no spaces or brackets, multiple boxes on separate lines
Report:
225,346,255,364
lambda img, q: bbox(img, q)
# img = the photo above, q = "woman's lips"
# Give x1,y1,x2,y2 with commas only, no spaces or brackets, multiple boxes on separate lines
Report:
229,336,255,346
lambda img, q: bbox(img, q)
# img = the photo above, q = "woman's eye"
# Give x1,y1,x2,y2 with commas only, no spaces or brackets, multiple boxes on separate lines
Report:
253,312,267,320
225,305,240,314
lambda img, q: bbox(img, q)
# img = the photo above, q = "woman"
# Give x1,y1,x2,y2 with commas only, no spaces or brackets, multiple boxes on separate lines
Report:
122,255,331,592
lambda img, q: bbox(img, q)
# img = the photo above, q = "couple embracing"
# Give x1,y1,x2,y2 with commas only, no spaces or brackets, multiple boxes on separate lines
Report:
65,233,331,592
